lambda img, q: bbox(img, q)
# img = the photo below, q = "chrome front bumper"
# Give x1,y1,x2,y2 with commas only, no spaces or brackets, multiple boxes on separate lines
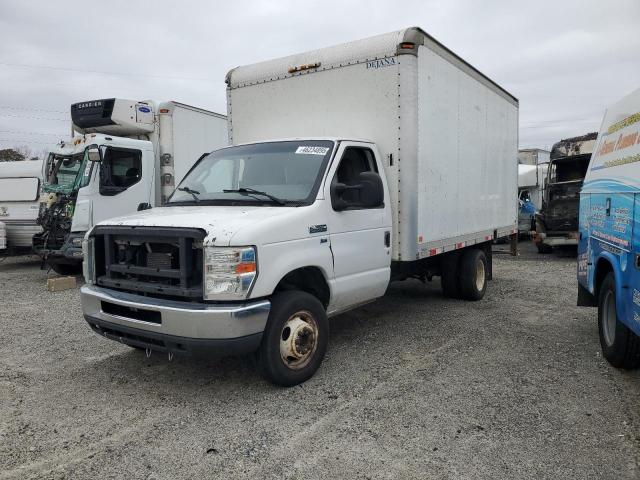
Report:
80,285,270,355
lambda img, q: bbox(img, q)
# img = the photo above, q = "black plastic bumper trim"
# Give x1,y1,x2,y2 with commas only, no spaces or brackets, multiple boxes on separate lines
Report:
84,315,263,356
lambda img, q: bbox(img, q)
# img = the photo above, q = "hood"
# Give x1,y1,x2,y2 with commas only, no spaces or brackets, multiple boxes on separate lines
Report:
96,205,303,246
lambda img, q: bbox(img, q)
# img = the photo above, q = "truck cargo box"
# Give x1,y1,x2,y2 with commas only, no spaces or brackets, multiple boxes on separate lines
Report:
226,27,518,261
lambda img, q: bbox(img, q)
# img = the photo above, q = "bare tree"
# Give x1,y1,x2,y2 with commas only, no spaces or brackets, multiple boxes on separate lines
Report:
0,148,26,162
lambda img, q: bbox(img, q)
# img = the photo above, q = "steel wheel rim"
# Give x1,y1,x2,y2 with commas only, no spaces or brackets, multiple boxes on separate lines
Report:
475,258,486,291
279,310,319,370
602,290,617,347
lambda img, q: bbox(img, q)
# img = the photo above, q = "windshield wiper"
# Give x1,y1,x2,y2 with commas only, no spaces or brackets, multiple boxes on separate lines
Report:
177,186,200,202
223,187,286,205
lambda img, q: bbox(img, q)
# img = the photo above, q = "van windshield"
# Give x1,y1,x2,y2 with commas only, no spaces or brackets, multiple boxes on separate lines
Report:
168,140,335,206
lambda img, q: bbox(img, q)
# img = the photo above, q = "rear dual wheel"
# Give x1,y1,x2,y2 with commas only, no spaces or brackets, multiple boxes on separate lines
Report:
440,249,487,301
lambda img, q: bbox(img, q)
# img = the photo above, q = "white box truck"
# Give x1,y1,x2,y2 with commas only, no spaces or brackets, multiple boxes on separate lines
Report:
33,98,227,274
0,159,45,252
80,27,518,386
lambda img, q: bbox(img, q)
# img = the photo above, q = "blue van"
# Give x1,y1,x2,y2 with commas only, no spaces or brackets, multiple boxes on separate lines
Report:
577,88,640,368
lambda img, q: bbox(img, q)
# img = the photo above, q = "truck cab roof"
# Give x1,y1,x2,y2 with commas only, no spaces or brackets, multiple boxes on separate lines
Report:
49,133,153,156
221,137,375,150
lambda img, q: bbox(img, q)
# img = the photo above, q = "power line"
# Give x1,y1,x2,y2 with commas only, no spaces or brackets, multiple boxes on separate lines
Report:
0,129,67,136
0,61,216,82
0,105,67,114
0,112,68,122
0,138,57,145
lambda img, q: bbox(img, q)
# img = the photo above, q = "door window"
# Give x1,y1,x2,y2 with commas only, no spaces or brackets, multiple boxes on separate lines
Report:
332,147,380,209
100,147,142,196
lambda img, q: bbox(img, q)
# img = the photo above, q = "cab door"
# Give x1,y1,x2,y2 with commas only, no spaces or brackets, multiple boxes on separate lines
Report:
323,142,392,310
86,143,154,229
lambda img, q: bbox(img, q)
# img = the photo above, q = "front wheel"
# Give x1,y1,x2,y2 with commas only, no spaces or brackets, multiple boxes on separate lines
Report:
598,273,640,369
256,291,329,386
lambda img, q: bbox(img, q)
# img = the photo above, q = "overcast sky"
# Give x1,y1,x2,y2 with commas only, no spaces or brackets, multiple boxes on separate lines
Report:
0,0,638,155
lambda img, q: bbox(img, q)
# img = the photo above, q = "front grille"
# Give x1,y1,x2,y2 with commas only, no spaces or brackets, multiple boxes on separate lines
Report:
92,226,205,300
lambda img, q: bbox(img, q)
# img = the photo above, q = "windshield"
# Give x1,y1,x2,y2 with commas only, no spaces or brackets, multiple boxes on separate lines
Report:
548,155,590,184
168,140,335,206
44,151,87,193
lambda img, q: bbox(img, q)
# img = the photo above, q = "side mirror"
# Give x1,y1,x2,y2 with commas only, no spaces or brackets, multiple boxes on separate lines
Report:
137,202,151,211
331,171,384,211
87,145,101,162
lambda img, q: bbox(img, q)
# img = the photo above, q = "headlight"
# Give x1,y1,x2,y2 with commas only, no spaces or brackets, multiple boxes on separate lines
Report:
203,246,257,300
82,237,95,284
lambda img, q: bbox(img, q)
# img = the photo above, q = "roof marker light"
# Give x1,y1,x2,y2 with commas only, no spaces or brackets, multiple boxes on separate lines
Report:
288,62,321,74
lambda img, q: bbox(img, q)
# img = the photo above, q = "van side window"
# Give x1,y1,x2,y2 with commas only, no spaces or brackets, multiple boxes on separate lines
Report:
332,147,380,208
100,148,142,196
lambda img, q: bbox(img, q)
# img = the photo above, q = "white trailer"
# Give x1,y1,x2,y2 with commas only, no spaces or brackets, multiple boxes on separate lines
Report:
227,27,519,258
0,159,44,250
34,99,227,274
81,27,518,386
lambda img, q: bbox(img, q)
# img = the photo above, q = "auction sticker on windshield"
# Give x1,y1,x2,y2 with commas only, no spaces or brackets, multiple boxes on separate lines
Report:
295,146,329,155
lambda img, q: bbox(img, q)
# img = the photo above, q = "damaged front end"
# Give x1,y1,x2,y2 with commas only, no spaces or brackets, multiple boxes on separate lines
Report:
33,192,82,263
32,147,88,267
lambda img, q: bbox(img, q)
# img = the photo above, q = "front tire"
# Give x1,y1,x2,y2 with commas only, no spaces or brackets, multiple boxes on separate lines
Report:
458,249,488,301
598,273,640,369
256,291,329,386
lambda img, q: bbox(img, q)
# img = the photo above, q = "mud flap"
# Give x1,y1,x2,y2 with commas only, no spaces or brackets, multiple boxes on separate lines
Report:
577,283,596,307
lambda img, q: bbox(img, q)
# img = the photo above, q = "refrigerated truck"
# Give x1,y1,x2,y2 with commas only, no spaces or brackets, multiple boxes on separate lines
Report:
33,99,227,274
80,27,518,386
577,87,640,369
0,159,44,251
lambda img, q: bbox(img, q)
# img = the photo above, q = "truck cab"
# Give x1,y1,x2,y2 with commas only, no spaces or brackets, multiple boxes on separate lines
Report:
534,133,596,253
34,132,155,274
82,138,392,384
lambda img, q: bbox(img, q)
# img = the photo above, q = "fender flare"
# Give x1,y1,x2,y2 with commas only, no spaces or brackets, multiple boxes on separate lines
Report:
593,251,626,315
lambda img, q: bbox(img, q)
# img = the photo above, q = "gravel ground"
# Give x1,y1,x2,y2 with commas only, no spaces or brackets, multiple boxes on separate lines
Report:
1,242,639,479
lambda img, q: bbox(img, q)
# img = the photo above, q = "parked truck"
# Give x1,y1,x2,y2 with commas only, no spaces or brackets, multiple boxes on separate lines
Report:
577,87,640,369
80,27,518,386
0,159,45,253
533,133,597,253
33,98,227,274
518,162,548,236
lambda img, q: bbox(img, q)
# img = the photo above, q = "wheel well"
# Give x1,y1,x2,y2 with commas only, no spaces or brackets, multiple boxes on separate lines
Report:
594,258,613,299
274,267,330,309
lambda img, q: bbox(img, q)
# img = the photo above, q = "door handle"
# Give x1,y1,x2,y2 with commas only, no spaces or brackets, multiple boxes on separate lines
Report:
606,197,611,216
384,231,391,247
